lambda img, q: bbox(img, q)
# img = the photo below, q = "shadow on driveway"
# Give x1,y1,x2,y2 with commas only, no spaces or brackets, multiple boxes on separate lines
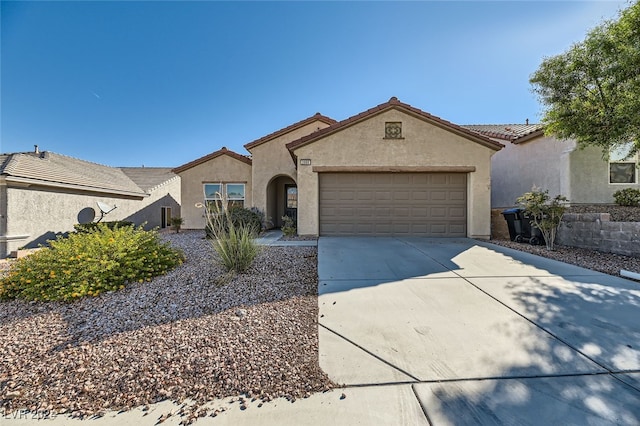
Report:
318,236,640,425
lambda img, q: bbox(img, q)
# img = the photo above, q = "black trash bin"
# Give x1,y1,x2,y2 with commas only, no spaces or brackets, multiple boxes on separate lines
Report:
501,208,522,242
521,212,545,246
501,208,544,245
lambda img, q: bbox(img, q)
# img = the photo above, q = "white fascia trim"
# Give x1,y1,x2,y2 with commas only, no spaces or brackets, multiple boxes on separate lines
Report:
0,234,30,243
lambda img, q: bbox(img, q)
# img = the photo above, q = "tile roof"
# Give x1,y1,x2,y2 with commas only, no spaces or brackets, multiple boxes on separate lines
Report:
286,97,504,152
172,147,252,174
0,152,148,196
462,124,544,143
244,112,337,151
120,167,178,192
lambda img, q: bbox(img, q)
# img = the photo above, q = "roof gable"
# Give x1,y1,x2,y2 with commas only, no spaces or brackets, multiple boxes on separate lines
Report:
120,167,178,192
172,147,252,174
1,151,147,196
244,113,336,151
286,97,504,152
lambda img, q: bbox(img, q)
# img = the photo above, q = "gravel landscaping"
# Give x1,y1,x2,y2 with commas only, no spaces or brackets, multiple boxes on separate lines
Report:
488,205,640,277
486,239,640,277
566,204,640,222
0,231,333,423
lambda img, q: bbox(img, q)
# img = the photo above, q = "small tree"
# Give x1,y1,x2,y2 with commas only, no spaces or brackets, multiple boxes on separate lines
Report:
517,188,568,251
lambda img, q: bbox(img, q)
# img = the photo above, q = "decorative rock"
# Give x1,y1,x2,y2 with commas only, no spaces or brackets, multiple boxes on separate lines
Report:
0,231,334,422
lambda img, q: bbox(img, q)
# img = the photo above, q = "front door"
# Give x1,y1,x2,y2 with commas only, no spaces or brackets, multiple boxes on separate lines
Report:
284,184,297,221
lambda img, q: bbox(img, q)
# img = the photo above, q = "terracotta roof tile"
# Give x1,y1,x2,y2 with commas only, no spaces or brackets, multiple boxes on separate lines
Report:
286,97,504,152
462,124,545,143
244,112,337,151
172,147,252,174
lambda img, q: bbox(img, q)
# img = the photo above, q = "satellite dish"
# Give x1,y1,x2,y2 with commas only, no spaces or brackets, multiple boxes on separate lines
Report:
77,207,96,224
96,201,117,222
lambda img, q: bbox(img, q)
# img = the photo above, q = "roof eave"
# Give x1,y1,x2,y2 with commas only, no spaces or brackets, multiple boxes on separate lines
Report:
173,149,252,174
512,129,546,145
244,113,337,151
5,176,148,198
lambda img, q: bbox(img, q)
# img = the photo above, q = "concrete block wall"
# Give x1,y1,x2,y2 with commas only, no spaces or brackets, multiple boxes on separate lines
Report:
557,213,640,257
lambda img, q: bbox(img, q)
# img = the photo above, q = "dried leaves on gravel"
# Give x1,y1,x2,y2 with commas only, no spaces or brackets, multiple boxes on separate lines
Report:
0,231,334,421
487,239,640,277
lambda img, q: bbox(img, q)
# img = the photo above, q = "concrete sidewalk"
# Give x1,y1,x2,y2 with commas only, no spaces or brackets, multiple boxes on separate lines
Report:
255,229,317,247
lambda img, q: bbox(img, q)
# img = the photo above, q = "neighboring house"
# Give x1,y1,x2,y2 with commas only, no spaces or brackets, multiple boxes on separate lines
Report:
463,124,640,208
0,149,180,257
175,97,503,238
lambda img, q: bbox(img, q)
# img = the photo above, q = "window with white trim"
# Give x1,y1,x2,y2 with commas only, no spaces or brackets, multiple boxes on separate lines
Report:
609,143,637,184
204,183,223,211
226,183,245,209
203,183,245,210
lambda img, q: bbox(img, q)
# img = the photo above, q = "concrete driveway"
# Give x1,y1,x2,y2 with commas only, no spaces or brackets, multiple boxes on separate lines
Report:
318,237,640,425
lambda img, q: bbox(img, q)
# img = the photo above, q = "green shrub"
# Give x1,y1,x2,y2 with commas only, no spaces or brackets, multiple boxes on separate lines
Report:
205,207,261,238
0,224,184,301
248,207,268,230
74,221,134,233
281,216,296,237
517,187,568,251
613,188,640,207
203,201,259,273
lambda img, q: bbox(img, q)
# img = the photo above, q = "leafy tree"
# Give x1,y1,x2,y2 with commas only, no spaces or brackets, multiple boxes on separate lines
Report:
530,1,640,158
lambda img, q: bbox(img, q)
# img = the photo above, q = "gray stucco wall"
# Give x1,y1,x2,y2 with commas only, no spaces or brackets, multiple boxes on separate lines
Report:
2,177,181,257
569,146,640,204
491,136,575,208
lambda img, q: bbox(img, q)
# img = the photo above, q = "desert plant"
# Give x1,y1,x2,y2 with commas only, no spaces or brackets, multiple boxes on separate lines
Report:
281,215,297,237
517,187,568,251
613,188,640,207
199,196,260,273
170,217,184,233
205,207,262,238
0,224,183,301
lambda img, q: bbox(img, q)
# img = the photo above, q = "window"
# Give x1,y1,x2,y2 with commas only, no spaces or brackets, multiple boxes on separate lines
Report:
286,185,297,209
204,183,223,210
203,183,245,210
609,144,637,184
384,122,403,139
226,183,245,209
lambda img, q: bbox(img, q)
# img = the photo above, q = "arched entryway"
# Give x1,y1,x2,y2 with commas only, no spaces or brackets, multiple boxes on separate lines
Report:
266,175,297,228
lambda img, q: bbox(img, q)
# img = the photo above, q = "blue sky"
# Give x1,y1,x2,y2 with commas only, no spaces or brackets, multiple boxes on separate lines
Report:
0,1,630,167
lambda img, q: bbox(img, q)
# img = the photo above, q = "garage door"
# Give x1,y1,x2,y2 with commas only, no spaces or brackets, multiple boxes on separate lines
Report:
319,173,466,236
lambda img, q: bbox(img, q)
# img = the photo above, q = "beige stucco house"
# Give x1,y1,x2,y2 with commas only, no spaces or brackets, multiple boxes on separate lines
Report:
0,150,180,257
464,124,640,208
175,97,503,239
172,147,253,229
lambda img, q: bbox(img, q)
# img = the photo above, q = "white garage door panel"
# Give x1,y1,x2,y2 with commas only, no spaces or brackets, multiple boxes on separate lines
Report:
319,172,467,237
